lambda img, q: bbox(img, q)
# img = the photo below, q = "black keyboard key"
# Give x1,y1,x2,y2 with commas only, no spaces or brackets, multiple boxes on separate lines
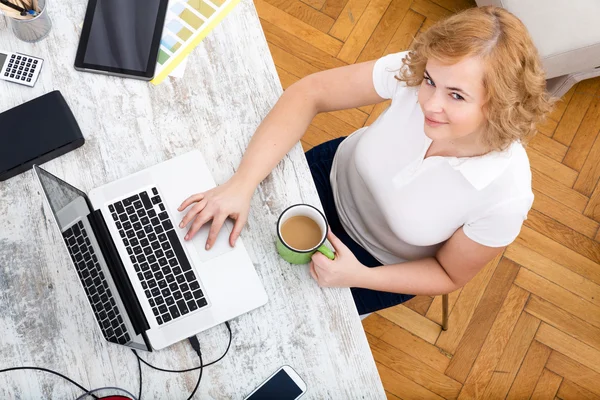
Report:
165,249,174,259
147,255,157,264
156,316,163,325
151,217,160,226
159,304,168,314
166,274,175,283
152,307,160,316
123,221,132,230
161,288,170,297
152,188,158,195
155,225,164,234
107,310,116,321
156,296,165,305
141,216,150,225
99,310,107,320
155,272,164,281
161,242,170,251
158,280,167,289
197,298,208,308
137,254,146,263
162,314,172,323
184,271,195,282
162,266,171,275
162,220,173,231
149,299,155,307
126,230,135,238
119,214,128,222
158,257,168,266
100,294,108,304
67,236,76,246
144,225,153,234
180,283,189,292
165,296,175,306
130,214,139,223
126,247,133,255
133,222,142,231
188,300,198,311
168,305,180,319
140,192,153,210
177,300,189,315
140,262,150,272
140,238,149,247
176,275,186,284
112,213,118,221
155,249,164,258
106,328,114,337
169,282,178,291
158,212,168,221
151,241,160,250
115,202,125,214
130,255,137,263
158,233,167,242
172,266,182,275
137,209,147,217
123,238,130,247
133,246,142,255
133,200,143,209
151,288,160,297
148,279,157,288
126,206,135,215
148,209,157,218
150,263,160,272
130,237,138,247
73,223,81,236
140,279,146,287
109,205,115,213
173,291,183,300
144,271,153,280
183,291,193,301
136,230,145,239
160,204,165,211
151,196,161,205
144,247,153,256
190,281,200,291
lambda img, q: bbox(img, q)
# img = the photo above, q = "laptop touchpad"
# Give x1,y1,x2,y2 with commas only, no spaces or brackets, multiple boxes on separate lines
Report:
188,221,234,262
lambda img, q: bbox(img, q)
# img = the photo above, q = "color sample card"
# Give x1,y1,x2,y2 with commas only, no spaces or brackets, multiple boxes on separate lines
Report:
152,0,240,84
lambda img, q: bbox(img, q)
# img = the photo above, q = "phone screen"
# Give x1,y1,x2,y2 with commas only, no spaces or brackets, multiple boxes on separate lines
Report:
246,369,304,400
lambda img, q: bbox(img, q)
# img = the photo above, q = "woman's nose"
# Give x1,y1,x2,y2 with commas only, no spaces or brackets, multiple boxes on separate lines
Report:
423,89,444,114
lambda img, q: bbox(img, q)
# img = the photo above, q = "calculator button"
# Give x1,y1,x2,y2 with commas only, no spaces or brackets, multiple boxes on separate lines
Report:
27,78,31,82
21,76,27,81
29,73,33,77
24,68,29,72
16,56,21,60
33,60,38,64
10,54,15,59
4,72,8,76
26,63,31,68
10,74,14,78
8,62,12,67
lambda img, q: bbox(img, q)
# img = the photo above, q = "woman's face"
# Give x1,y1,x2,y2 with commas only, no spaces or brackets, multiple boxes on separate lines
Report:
417,56,487,143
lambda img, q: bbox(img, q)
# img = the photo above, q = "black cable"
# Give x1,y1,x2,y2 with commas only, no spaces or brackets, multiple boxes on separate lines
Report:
131,321,232,373
0,366,99,399
137,353,143,400
186,336,203,400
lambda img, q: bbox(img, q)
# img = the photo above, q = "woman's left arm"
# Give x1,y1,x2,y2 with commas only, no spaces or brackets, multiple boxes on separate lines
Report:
310,228,504,295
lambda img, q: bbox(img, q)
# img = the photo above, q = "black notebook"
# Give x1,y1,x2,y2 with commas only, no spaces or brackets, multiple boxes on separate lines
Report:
0,90,84,181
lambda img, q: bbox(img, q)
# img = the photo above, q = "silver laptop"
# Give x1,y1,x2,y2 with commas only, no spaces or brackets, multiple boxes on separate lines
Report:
33,150,268,351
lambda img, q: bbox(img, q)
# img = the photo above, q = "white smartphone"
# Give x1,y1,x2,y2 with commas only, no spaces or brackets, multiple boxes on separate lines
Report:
244,365,307,400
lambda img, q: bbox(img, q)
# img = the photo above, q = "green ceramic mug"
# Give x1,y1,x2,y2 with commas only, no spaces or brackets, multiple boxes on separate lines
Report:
276,204,335,264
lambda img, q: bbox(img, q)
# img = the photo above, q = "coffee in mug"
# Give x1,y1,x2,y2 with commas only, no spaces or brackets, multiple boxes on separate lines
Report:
276,204,335,265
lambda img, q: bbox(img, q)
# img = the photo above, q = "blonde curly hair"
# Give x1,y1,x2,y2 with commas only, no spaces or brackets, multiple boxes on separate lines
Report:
397,6,556,151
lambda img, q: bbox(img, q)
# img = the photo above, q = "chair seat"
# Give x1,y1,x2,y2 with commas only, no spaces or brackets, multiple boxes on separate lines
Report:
476,0,600,79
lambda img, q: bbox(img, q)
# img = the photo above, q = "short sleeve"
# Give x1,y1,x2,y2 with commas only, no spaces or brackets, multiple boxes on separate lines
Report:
463,196,534,248
372,51,410,100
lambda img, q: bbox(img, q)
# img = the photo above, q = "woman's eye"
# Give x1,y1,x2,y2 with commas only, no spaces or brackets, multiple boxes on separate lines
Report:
425,77,434,86
451,93,465,101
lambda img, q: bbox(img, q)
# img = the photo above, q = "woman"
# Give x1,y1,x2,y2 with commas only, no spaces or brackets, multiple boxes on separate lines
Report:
177,6,553,316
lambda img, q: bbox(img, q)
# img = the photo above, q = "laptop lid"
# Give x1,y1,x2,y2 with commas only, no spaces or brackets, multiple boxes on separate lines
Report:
33,165,151,351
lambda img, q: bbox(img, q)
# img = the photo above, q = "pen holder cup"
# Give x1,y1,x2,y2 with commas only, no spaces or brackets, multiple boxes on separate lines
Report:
8,0,52,43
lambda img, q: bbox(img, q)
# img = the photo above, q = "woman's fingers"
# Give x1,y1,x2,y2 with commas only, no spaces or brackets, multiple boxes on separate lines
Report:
178,193,204,212
180,198,207,228
186,209,213,240
309,262,318,281
229,212,248,247
206,214,227,250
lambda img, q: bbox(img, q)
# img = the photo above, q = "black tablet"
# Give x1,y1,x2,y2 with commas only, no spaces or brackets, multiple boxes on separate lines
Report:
74,0,169,80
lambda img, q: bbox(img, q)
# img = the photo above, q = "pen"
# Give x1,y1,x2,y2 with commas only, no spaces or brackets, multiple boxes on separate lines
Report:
0,0,27,15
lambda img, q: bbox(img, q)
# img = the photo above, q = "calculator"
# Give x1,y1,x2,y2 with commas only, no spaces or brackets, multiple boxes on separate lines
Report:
0,51,43,87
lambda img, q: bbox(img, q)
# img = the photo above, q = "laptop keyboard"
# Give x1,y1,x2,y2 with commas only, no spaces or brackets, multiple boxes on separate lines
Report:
63,221,131,345
109,187,208,326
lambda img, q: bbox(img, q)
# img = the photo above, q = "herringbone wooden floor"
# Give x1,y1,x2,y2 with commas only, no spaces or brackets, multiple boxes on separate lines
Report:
253,0,600,398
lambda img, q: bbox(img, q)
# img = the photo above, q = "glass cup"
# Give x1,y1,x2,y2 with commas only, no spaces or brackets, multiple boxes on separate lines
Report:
8,0,52,43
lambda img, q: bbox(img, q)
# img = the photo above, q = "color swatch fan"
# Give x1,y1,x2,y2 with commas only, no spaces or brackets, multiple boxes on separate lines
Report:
152,0,240,85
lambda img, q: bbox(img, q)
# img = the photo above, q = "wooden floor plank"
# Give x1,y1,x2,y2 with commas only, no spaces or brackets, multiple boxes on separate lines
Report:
524,209,600,264
584,183,600,223
529,134,568,162
301,0,326,10
444,258,520,383
562,92,600,171
409,0,452,21
403,295,434,316
548,84,578,123
356,0,412,63
369,334,463,399
312,112,358,137
557,380,600,400
505,243,600,308
435,253,502,354
429,0,474,12
574,138,600,199
302,124,337,147
527,148,578,188
321,0,350,19
457,285,530,399
266,42,320,78
328,0,371,41
526,295,600,354
481,312,541,399
337,0,393,63
513,227,600,286
596,228,600,242
553,78,600,146
385,391,402,400
513,268,600,330
330,108,369,129
546,352,600,397
530,369,563,400
506,340,552,400
383,9,424,55
377,304,442,344
263,0,335,33
537,116,559,137
535,323,600,375
531,169,589,214
261,19,348,71
276,66,300,89
376,361,446,400
531,190,599,239
256,0,344,56
364,313,452,373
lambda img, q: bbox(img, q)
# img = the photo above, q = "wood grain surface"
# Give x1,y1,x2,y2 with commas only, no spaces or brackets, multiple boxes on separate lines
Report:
0,1,385,398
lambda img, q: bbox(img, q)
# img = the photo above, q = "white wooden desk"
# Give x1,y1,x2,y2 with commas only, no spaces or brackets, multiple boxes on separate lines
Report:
0,1,385,398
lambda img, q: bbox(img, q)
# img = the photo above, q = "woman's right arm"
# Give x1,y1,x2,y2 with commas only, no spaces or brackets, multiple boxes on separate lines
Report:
179,60,386,249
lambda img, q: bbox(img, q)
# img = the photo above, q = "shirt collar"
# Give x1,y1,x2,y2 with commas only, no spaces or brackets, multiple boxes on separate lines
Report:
423,136,517,191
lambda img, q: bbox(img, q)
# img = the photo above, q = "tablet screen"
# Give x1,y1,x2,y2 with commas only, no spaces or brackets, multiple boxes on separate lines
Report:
76,0,168,78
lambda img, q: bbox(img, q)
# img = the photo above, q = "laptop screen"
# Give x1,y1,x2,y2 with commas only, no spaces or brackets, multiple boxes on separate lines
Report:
34,165,90,229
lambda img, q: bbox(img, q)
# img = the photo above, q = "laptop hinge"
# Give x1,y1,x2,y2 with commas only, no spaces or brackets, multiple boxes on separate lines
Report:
87,208,151,337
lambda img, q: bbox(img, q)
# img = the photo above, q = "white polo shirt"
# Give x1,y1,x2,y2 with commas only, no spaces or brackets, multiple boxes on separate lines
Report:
330,51,534,265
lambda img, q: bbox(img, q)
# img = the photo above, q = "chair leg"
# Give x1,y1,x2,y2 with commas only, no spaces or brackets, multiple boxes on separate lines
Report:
442,293,449,331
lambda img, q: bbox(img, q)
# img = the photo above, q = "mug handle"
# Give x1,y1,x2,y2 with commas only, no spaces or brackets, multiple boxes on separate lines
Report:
317,244,335,260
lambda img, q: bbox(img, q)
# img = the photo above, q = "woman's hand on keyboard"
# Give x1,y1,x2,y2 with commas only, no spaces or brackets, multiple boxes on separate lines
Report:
178,177,254,250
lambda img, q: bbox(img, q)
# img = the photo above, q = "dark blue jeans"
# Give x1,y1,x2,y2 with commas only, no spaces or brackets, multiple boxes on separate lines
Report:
305,137,415,315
